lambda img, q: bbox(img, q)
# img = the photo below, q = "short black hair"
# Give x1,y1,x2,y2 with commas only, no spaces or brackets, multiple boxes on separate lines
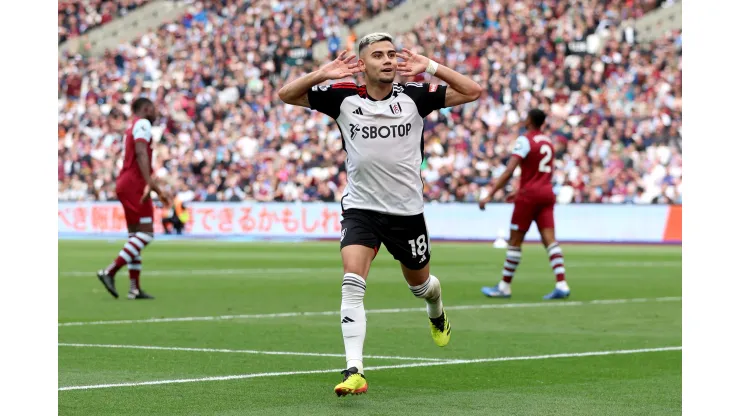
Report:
528,109,546,129
131,97,153,114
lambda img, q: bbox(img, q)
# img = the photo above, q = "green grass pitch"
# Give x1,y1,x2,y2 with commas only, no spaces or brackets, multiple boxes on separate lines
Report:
58,239,681,415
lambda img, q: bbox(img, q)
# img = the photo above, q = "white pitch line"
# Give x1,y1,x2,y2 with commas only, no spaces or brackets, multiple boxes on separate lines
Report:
58,261,681,277
58,346,682,391
57,343,446,362
59,268,322,277
58,296,681,327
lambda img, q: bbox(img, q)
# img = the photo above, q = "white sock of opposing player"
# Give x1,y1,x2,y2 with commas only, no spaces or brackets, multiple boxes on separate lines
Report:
409,275,444,319
497,246,521,295
340,273,366,374
547,243,570,292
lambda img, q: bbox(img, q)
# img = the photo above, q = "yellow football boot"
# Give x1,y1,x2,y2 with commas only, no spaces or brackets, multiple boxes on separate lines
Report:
334,367,368,397
429,310,451,347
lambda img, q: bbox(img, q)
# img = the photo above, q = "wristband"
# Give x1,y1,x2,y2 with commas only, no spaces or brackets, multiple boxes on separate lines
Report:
425,60,438,75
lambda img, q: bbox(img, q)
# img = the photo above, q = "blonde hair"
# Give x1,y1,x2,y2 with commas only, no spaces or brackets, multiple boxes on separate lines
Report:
358,32,394,53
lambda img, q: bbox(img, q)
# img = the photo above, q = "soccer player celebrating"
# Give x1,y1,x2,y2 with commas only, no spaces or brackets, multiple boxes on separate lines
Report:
96,98,170,300
478,109,571,300
278,33,481,396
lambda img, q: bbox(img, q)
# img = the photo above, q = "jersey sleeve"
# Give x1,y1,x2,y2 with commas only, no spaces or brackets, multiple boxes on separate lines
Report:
403,82,448,118
511,136,531,159
307,83,357,119
132,119,153,142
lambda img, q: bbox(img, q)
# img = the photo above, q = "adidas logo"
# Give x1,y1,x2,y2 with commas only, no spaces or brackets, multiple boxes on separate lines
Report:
352,108,363,115
341,316,355,324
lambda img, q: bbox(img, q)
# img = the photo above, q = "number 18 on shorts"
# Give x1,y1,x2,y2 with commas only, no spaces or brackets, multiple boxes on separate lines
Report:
339,209,431,270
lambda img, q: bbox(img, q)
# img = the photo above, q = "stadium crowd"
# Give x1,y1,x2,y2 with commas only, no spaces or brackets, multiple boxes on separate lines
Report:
58,0,682,205
59,0,153,45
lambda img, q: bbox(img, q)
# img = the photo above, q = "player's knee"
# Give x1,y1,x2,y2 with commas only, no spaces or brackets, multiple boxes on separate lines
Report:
343,261,370,277
341,245,375,277
402,262,430,286
539,229,556,247
137,222,155,235
508,232,525,247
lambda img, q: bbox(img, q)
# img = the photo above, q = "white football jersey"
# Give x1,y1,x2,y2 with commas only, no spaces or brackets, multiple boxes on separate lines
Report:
308,82,447,215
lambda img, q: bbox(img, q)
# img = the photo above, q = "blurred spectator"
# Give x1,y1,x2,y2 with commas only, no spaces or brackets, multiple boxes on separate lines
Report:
58,0,682,206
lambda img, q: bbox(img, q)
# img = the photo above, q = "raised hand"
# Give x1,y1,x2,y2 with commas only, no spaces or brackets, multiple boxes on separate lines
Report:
397,48,431,77
319,49,361,80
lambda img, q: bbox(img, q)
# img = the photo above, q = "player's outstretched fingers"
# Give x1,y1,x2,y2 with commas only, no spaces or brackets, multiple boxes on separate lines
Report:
399,48,414,59
343,54,357,64
339,49,354,62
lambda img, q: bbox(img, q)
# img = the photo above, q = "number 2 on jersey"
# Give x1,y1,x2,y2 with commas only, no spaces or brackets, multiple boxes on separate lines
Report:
539,146,552,173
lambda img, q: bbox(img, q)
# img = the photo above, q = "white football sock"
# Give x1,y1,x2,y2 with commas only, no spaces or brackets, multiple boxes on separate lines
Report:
340,273,366,374
501,246,521,285
547,242,568,286
409,274,444,319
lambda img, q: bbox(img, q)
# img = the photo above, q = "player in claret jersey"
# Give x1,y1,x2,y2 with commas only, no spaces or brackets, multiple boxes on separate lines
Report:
478,109,571,300
96,98,171,300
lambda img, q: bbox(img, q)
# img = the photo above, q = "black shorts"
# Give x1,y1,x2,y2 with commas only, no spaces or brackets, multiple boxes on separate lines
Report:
340,208,431,270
